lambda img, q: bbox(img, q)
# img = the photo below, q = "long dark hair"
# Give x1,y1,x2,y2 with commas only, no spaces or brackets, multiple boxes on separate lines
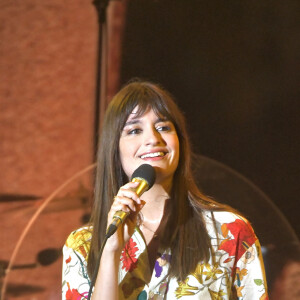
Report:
87,80,236,280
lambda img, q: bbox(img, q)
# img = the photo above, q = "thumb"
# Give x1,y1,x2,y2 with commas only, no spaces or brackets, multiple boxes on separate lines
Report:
128,200,146,224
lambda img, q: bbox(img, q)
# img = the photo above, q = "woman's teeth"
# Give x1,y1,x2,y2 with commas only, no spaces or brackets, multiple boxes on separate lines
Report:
140,152,165,159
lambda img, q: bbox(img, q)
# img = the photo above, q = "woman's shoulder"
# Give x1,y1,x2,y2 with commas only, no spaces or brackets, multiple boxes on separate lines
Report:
64,226,93,256
203,210,247,223
203,210,256,235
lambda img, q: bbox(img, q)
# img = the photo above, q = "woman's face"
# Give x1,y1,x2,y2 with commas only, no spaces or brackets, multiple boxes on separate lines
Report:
119,107,180,185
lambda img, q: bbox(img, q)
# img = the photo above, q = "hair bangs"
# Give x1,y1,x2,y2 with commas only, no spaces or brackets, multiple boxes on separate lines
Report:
118,83,175,130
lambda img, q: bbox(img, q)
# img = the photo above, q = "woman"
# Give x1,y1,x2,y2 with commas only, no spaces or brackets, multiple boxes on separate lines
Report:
62,80,268,299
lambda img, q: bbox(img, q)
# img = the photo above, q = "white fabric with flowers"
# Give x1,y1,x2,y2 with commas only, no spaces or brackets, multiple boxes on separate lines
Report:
62,211,268,299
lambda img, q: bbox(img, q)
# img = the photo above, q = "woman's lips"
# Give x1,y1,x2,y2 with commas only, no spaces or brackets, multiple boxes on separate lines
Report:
140,151,166,160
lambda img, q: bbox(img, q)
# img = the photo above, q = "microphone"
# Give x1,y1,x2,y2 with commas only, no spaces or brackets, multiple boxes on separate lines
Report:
106,164,156,238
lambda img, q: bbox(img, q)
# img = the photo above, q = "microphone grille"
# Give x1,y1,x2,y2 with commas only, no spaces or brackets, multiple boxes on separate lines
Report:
131,164,156,189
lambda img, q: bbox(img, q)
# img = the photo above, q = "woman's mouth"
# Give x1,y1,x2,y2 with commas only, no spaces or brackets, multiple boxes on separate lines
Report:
140,152,166,159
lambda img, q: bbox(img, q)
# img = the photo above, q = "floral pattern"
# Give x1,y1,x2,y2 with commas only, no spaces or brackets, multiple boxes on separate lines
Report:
154,253,172,278
62,228,91,300
219,219,256,261
121,238,139,272
62,212,268,299
65,282,88,300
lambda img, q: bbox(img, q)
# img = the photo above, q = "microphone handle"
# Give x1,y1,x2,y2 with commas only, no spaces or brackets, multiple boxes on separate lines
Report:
106,210,129,237
105,178,149,238
111,210,130,228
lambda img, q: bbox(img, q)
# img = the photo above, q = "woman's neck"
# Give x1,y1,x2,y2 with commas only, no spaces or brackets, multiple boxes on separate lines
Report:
139,181,171,223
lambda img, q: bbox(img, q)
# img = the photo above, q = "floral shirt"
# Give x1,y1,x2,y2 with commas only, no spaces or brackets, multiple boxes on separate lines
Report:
62,211,268,299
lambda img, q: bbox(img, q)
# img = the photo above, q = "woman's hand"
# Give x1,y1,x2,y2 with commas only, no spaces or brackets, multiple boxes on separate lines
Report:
105,181,144,253
92,182,144,300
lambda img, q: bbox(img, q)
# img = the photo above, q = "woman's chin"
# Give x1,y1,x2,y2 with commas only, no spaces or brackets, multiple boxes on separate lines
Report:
152,169,174,188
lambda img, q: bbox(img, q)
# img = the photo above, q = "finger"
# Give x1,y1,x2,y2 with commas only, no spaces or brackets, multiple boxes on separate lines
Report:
117,183,141,204
112,196,137,212
116,190,141,204
115,186,141,203
127,201,146,223
122,181,139,189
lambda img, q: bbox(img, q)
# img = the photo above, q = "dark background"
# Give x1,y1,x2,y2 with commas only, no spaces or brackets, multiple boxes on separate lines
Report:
0,1,298,298
120,0,299,236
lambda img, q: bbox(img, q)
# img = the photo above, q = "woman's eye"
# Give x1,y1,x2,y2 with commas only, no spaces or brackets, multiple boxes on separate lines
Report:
128,128,142,135
157,126,170,132
156,123,173,132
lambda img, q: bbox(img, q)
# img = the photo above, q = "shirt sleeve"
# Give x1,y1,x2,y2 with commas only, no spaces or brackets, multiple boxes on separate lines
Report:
62,233,91,299
232,221,269,299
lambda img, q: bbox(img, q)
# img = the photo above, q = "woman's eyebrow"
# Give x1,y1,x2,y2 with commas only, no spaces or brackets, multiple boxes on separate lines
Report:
124,116,169,127
155,117,168,123
124,119,140,127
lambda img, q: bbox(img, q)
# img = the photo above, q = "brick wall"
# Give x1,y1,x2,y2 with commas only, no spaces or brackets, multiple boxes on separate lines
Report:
0,1,126,298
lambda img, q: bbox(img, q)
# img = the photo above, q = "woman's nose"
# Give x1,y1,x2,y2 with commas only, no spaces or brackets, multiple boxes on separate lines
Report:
144,128,164,145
